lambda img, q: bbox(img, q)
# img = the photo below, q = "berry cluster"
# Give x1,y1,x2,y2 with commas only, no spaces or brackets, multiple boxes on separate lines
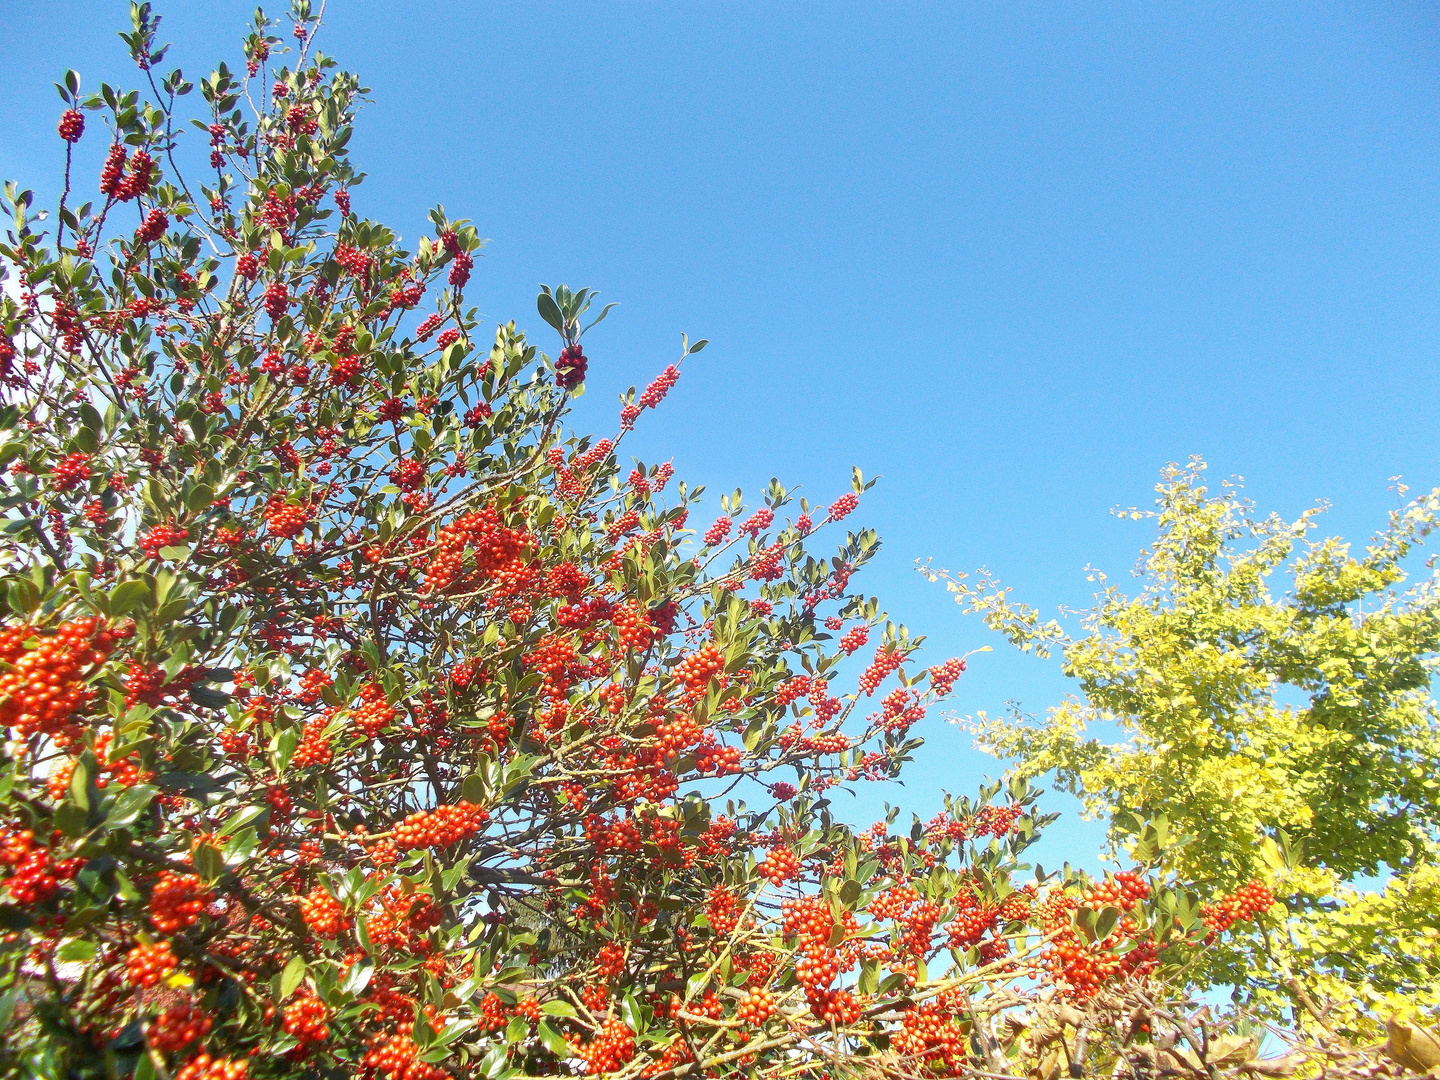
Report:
149,871,213,933
299,885,349,937
1202,880,1274,932
135,208,169,245
736,986,775,1027
139,523,190,559
759,846,801,885
125,940,178,988
927,657,965,695
639,364,679,409
575,1017,635,1075
58,109,85,142
674,643,724,694
350,681,396,737
99,145,154,202
857,645,902,695
0,617,125,739
264,495,309,539
555,344,587,390
264,280,289,320
51,452,92,492
393,801,489,851
362,1034,447,1080
421,506,529,594
702,517,732,546
173,1055,248,1080
706,884,739,935
893,998,967,1075
282,993,331,1043
611,602,656,650
838,625,869,656
148,1002,213,1053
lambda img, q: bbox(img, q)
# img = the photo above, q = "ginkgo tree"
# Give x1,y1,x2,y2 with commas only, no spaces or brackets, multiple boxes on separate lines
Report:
925,457,1440,1033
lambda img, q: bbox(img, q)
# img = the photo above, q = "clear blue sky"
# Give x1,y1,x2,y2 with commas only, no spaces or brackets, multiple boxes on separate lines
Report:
4,2,1438,873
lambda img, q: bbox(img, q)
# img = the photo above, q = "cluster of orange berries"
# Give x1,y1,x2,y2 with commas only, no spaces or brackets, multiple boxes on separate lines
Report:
858,645,903,696
292,716,333,767
523,635,582,701
1089,870,1151,912
575,1017,636,1075
350,682,396,737
149,871,213,933
595,941,627,980
263,495,309,539
282,993,331,1043
706,885,739,935
1034,874,1158,999
774,675,812,708
655,712,701,754
838,625,869,655
674,642,724,693
0,616,127,739
781,893,849,1016
51,452,92,492
138,523,191,560
421,506,528,593
173,1054,248,1080
296,667,333,704
1202,880,1274,932
125,940,178,987
736,986,775,1027
611,602,655,650
393,801,489,851
946,902,997,950
893,998,967,1075
759,847,801,885
693,737,742,776
148,1002,213,1052
299,884,349,937
362,1034,447,1080
0,829,79,905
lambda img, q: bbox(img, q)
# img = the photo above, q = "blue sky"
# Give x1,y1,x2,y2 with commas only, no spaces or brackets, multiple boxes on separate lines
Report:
3,2,1438,873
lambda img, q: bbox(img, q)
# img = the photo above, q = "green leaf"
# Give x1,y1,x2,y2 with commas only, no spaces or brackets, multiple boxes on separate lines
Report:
189,685,232,710
186,483,215,512
280,955,307,1000
108,580,150,617
460,772,487,804
858,959,879,995
56,938,98,964
54,802,88,838
540,1000,577,1018
217,804,268,837
192,842,225,883
687,338,708,354
1094,905,1121,942
538,1020,570,1057
536,290,565,335
342,957,375,996
104,784,157,829
67,754,95,813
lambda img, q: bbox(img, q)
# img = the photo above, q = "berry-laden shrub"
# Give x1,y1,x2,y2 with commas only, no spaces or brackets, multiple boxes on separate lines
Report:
0,5,1255,1079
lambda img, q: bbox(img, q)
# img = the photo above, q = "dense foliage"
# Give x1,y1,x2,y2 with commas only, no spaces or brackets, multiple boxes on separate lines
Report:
0,5,1430,1080
927,459,1440,1034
